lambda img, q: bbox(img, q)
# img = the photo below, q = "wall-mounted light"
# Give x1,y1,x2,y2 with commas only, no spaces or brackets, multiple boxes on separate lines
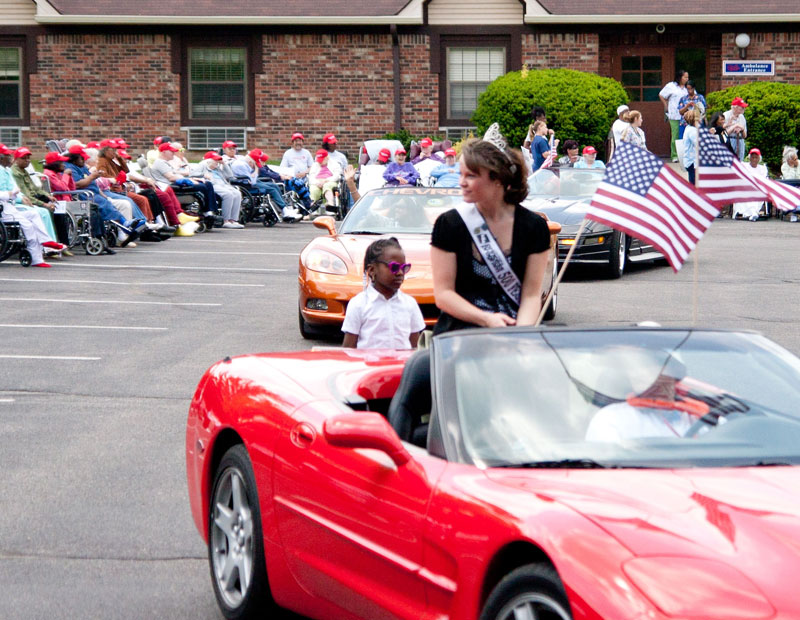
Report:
735,33,751,59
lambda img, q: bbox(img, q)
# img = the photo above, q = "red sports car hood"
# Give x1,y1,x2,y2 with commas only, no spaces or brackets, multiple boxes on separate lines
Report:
486,467,800,561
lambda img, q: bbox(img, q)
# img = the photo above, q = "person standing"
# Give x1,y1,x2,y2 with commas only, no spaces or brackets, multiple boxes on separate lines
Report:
724,97,749,161
611,105,631,148
659,69,689,163
621,111,648,151
529,120,553,172
682,108,700,185
677,81,707,138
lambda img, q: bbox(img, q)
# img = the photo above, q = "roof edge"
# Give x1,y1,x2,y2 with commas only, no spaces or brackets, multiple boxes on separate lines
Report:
526,13,800,23
35,14,423,25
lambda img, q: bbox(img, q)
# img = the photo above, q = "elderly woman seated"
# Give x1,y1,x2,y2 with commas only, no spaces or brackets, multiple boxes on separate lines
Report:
781,146,800,181
732,148,769,221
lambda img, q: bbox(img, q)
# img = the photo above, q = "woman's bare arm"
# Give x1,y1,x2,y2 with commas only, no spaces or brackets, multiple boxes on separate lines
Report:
515,250,550,326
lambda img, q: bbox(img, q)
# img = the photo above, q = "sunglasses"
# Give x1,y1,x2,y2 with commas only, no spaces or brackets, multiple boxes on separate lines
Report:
377,260,411,275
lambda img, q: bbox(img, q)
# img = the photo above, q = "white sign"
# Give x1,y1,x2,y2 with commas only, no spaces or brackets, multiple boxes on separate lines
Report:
722,60,775,76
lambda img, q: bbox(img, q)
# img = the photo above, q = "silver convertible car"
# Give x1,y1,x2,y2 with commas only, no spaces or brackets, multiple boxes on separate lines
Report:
522,167,664,278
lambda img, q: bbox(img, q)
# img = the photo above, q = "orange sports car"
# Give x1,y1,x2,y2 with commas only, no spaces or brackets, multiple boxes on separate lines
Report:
298,186,561,338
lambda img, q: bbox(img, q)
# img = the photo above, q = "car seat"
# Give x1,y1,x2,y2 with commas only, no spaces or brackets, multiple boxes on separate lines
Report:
387,349,431,448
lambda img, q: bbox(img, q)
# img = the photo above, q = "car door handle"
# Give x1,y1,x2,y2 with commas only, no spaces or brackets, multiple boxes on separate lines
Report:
290,422,316,447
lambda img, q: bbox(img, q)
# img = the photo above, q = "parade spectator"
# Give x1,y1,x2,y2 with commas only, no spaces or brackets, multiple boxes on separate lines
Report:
611,105,631,147
529,120,553,172
342,237,425,349
708,112,735,155
279,132,313,208
194,152,243,228
621,111,647,150
724,97,748,161
411,137,444,165
678,81,707,137
574,146,606,169
430,137,550,333
557,140,580,167
659,69,689,162
308,149,342,211
343,165,361,202
430,148,460,187
682,108,700,185
0,183,63,268
42,152,76,200
321,133,348,170
151,142,217,216
383,147,419,186
112,148,178,231
374,148,391,166
733,148,768,221
231,149,301,221
95,142,154,221
782,146,800,180
523,106,548,148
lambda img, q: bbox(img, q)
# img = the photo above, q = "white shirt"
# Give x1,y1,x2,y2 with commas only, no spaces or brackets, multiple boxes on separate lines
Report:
342,284,425,349
585,402,693,441
659,82,688,120
280,148,313,175
612,119,630,146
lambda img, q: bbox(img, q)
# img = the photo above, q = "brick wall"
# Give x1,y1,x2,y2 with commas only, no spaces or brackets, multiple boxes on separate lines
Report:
398,33,438,136
27,34,180,155
522,33,599,73
719,32,800,89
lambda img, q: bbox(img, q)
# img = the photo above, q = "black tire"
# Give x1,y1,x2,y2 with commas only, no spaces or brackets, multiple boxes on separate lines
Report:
542,257,558,321
480,564,572,620
19,249,32,267
298,307,314,339
607,230,626,279
66,211,79,247
209,444,275,620
0,222,10,262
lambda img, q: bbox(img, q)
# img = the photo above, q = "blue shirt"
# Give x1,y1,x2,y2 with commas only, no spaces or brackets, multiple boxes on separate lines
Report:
430,163,460,187
0,165,23,203
678,93,707,126
574,159,606,169
64,162,101,194
383,162,419,186
683,126,698,167
531,135,550,171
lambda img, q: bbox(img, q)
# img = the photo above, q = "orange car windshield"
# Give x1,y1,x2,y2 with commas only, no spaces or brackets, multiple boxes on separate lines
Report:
340,189,463,234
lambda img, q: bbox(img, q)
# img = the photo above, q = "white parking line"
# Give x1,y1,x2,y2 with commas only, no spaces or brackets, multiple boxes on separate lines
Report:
0,355,101,361
51,264,287,272
132,250,297,256
0,398,15,402
194,239,309,245
0,278,264,287
0,324,167,331
0,297,221,307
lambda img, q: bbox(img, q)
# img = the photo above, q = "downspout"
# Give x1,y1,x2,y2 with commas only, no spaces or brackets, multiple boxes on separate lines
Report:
391,24,402,132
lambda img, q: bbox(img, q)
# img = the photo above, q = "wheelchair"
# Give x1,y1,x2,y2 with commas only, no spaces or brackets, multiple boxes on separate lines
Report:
308,175,351,220
0,204,33,267
229,177,282,227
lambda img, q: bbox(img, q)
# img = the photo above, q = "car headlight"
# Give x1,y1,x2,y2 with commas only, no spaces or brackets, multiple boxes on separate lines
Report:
304,249,348,275
623,557,774,619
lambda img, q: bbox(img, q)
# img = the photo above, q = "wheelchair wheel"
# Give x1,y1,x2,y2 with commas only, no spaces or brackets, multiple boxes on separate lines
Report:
19,249,32,267
196,220,208,233
0,222,10,262
85,237,104,255
262,197,280,227
66,212,79,247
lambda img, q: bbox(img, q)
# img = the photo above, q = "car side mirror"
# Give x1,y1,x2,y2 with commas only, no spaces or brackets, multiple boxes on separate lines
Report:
313,216,337,236
323,413,411,466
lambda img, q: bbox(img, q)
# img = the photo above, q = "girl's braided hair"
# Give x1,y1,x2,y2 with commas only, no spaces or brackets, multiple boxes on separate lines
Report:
364,236,402,272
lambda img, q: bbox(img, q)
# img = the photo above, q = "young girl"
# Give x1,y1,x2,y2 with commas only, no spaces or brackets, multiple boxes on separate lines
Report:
342,237,425,349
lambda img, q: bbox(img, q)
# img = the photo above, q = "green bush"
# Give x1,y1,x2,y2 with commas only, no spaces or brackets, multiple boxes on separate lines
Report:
471,68,628,160
706,82,800,173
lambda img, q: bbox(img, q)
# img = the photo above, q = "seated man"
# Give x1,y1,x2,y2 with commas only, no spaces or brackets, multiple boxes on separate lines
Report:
231,149,301,222
0,144,56,243
150,142,217,217
410,137,444,165
279,132,313,209
1,190,65,268
574,146,606,169
383,147,419,186
192,152,243,228
429,148,459,188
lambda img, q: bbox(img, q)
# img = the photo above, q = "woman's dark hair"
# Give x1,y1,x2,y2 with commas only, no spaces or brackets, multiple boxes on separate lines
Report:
323,142,335,153
686,80,695,89
43,161,64,172
709,111,725,128
674,69,688,84
460,138,529,205
531,106,546,121
66,153,84,165
364,236,402,272
563,139,579,151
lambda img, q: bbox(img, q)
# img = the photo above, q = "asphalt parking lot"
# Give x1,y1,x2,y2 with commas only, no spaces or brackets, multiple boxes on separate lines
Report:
1,216,799,619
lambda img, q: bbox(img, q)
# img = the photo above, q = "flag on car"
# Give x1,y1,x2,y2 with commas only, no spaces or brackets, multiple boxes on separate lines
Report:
697,128,800,211
585,142,719,272
540,136,557,169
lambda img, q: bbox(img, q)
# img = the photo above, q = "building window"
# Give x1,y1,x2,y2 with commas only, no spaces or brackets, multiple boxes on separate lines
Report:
446,47,505,119
0,47,22,120
185,127,247,151
189,47,247,120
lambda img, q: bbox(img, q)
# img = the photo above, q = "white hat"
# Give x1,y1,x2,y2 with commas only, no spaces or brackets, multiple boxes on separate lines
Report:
617,104,630,116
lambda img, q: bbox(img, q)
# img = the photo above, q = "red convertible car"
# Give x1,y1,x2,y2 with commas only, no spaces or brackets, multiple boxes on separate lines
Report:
186,327,800,620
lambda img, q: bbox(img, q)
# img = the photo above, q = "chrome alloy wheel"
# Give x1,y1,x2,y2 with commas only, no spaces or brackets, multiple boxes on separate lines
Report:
210,466,255,609
495,592,572,620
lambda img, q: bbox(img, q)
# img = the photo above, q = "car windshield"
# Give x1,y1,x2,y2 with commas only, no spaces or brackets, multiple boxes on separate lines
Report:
340,188,463,235
527,167,605,198
437,329,800,469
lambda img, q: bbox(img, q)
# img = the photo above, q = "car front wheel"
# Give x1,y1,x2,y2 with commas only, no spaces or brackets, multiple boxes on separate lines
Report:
480,564,572,620
209,444,274,619
607,230,626,279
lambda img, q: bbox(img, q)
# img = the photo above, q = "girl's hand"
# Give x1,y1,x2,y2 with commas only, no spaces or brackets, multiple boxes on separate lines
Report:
483,312,516,328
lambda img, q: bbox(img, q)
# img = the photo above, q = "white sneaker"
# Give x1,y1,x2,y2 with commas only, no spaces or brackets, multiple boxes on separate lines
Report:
146,221,164,230
222,221,243,229
283,208,303,222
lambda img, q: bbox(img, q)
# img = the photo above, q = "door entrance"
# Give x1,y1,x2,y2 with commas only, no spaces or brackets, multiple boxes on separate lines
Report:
610,46,674,158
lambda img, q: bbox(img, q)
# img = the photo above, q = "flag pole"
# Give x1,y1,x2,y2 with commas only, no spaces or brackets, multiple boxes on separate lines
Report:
535,218,589,326
691,118,701,325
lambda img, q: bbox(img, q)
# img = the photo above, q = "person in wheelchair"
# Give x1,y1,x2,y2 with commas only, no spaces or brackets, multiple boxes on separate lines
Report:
308,149,342,214
279,132,313,210
151,143,218,219
11,147,72,255
410,137,444,165
321,133,348,170
192,152,243,228
383,147,419,186
0,145,56,241
429,148,460,188
230,149,302,222
1,183,64,268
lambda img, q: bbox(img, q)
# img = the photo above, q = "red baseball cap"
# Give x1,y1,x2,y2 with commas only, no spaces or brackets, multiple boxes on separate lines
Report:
291,132,305,141
582,146,597,155
0,144,11,155
44,151,69,165
100,139,120,148
115,171,127,184
204,151,223,160
731,96,749,108
158,142,179,152
117,149,132,159
749,148,761,156
86,141,101,149
13,147,32,159
395,146,407,155
248,149,269,162
153,136,163,146
323,133,337,144
377,148,391,162
419,137,433,148
115,138,129,148
315,148,329,162
221,140,238,149
68,144,89,158
444,148,456,157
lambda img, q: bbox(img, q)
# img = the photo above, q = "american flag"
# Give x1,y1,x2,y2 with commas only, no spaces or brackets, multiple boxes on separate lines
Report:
540,136,556,169
697,128,800,211
586,142,719,272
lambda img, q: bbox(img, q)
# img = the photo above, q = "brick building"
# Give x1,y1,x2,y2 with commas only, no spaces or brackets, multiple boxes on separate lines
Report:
1,0,799,158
